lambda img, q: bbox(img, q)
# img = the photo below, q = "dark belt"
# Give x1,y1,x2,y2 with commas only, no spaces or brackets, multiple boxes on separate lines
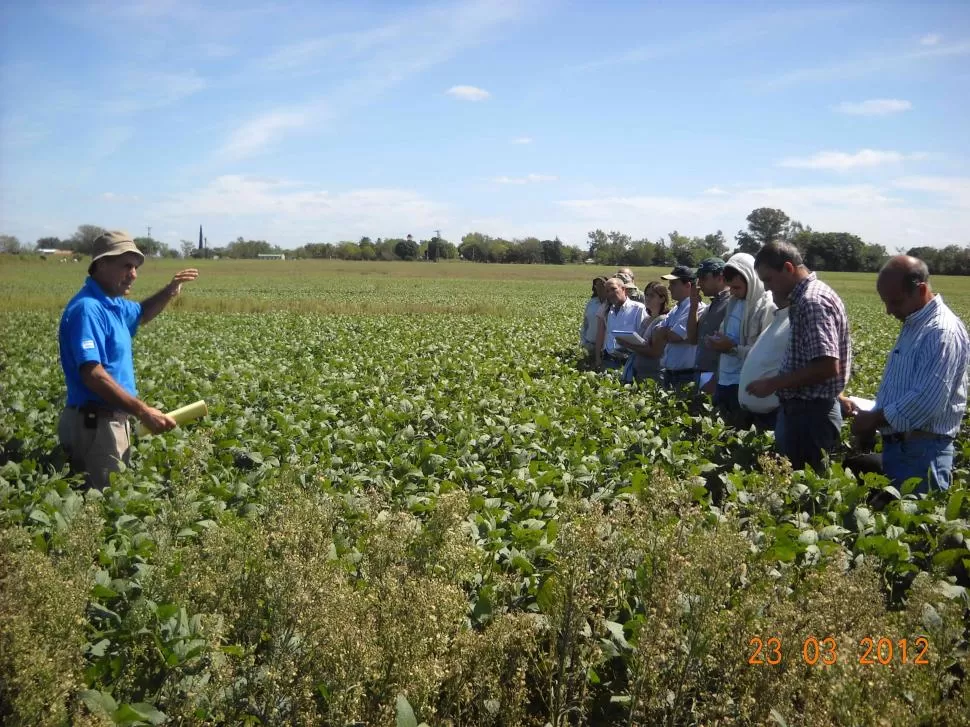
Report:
68,404,127,418
603,352,629,362
666,368,695,376
883,430,951,444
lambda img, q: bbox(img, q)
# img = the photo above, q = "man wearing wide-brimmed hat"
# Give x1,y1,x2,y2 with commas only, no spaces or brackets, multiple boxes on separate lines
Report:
57,230,199,489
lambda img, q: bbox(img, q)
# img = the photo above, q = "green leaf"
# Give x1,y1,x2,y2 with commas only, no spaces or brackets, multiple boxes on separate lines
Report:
395,694,418,727
28,508,50,526
945,490,966,521
80,689,118,716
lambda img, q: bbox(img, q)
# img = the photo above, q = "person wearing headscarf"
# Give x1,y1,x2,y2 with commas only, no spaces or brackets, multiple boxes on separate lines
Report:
705,252,776,427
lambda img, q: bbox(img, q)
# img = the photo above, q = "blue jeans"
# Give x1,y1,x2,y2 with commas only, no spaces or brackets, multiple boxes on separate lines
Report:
882,436,954,494
776,398,843,473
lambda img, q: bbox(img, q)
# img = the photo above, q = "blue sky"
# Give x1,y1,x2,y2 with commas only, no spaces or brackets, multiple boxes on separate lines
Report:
1,0,968,251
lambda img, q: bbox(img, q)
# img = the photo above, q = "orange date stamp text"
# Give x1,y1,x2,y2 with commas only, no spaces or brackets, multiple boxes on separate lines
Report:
748,636,929,666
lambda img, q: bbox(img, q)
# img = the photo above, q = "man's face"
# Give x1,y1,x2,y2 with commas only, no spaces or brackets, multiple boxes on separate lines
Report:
93,252,141,297
755,263,794,302
605,280,625,304
877,275,924,321
698,273,724,297
727,276,748,300
668,278,690,302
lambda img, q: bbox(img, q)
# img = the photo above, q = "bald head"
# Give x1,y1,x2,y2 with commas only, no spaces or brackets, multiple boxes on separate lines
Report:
878,255,929,292
877,255,932,321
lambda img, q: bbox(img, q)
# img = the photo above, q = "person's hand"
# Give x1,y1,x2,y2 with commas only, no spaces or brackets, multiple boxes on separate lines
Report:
705,333,735,353
838,394,858,418
850,411,880,439
690,285,703,307
138,406,177,434
746,377,777,398
653,327,668,344
167,268,200,297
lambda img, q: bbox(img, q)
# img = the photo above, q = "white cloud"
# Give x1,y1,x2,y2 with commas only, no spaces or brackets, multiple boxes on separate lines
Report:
101,191,140,203
554,181,970,249
511,136,533,144
920,33,941,46
221,109,319,159
447,85,491,101
103,70,206,114
703,186,729,195
755,40,970,90
218,1,523,158
892,176,970,208
778,149,927,171
492,173,558,184
151,175,448,245
834,99,912,116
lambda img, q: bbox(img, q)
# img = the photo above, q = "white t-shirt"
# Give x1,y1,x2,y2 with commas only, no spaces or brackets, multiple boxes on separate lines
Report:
738,307,791,413
605,299,648,355
660,297,706,371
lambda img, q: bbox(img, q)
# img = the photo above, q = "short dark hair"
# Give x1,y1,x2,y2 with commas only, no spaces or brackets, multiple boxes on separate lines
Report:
754,241,803,271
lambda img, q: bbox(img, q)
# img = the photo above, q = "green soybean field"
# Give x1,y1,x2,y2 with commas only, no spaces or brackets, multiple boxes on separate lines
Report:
1,257,969,727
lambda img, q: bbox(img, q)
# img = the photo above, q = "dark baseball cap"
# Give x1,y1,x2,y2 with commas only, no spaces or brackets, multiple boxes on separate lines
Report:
696,257,726,277
660,264,696,281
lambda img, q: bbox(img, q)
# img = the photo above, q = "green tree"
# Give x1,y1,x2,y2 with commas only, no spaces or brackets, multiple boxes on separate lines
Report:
703,230,728,256
394,238,419,260
541,238,566,264
0,235,22,254
358,239,377,260
745,208,790,245
734,229,760,255
459,232,492,262
70,225,106,255
134,236,167,257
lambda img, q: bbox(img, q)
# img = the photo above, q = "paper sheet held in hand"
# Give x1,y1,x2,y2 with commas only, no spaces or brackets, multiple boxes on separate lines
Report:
847,396,875,412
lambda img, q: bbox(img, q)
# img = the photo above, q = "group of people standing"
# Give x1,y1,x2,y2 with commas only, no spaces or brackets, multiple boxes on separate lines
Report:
581,241,969,495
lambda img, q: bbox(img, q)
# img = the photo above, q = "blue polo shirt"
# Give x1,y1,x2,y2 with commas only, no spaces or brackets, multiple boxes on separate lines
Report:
58,277,142,407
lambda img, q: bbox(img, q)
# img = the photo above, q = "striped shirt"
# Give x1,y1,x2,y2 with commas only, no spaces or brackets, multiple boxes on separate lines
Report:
779,273,851,401
875,295,969,438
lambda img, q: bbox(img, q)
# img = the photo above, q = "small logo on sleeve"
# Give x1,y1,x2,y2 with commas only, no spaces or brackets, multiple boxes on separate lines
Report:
81,339,95,350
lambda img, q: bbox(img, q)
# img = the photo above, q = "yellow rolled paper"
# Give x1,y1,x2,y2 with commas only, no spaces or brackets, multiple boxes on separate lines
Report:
135,400,208,436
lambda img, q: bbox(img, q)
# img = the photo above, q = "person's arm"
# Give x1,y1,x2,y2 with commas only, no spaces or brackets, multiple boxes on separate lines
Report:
856,330,964,436
140,269,199,325
594,313,607,368
80,363,176,434
686,287,703,344
746,357,839,397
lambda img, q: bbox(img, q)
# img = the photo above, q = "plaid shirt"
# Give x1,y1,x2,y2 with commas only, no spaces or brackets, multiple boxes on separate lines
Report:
779,273,851,400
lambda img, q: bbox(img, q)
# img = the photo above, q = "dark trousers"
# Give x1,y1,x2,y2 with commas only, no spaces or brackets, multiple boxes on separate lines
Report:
776,398,842,473
715,384,751,428
664,368,696,392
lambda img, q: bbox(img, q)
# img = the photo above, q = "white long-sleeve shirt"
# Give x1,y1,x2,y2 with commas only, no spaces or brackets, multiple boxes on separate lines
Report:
605,299,647,355
874,295,969,437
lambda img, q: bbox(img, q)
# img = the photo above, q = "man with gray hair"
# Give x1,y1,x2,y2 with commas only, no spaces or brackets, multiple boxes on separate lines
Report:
848,256,968,493
58,230,199,488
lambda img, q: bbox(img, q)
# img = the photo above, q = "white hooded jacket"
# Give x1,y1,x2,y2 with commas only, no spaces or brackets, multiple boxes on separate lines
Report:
718,252,776,360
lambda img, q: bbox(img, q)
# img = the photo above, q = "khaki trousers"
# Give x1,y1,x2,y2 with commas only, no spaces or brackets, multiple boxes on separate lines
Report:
58,407,131,489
